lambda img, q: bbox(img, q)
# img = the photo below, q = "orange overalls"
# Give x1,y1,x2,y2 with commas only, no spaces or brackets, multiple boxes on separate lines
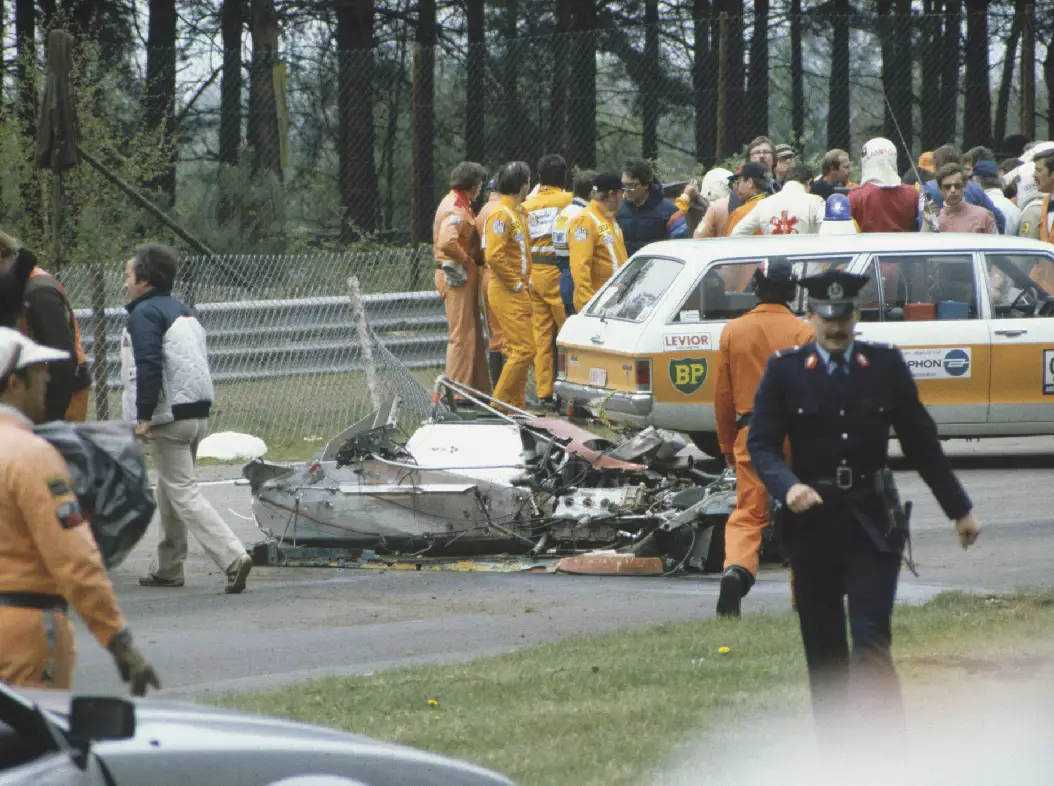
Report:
485,196,535,410
476,194,506,358
0,411,126,688
568,200,628,312
715,304,815,579
434,189,491,394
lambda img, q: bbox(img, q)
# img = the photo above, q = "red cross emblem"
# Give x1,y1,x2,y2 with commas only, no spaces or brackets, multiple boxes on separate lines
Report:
770,211,800,235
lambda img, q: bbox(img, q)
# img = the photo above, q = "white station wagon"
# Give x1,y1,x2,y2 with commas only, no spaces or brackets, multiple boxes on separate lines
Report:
555,233,1054,457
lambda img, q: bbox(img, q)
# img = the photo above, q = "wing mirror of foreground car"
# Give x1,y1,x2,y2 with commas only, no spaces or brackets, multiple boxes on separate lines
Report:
69,696,136,747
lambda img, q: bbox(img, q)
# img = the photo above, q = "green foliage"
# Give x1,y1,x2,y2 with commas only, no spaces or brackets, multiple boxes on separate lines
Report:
0,43,178,267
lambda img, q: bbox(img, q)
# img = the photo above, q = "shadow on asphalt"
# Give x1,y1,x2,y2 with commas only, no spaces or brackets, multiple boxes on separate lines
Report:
889,453,1054,471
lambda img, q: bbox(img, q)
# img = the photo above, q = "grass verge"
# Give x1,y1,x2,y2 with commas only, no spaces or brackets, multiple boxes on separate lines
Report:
211,590,1054,785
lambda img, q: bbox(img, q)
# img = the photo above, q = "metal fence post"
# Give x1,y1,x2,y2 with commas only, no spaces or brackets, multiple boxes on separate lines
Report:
91,262,111,421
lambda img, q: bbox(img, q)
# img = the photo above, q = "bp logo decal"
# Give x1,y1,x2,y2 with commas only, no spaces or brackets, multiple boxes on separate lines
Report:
669,358,707,395
942,348,970,377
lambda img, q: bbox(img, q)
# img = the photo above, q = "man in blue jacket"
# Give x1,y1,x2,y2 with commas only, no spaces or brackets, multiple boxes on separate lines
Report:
617,157,690,256
120,243,253,594
920,144,1005,232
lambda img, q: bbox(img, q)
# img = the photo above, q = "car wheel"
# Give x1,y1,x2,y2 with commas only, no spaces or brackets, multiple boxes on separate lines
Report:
689,431,722,458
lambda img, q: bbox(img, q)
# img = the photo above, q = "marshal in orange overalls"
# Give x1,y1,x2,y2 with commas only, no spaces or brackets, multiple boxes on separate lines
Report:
0,410,126,688
715,303,814,581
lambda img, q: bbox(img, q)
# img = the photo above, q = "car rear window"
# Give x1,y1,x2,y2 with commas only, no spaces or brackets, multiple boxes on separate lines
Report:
587,256,684,322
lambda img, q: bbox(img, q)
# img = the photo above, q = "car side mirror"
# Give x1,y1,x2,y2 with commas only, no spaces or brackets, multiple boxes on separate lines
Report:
69,696,136,745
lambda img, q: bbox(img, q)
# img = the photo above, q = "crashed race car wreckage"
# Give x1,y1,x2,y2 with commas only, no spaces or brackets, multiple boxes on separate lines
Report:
243,377,771,575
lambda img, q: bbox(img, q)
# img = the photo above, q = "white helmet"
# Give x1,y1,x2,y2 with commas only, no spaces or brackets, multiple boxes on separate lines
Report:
1006,161,1042,208
860,138,901,187
1019,141,1054,163
700,168,733,202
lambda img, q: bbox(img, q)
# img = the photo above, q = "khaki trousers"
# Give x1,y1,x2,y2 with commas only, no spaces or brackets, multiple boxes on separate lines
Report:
0,607,75,689
149,418,246,581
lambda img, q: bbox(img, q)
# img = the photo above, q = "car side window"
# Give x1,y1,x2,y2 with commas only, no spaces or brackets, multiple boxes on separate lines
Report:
670,261,758,323
870,253,978,321
983,253,1054,319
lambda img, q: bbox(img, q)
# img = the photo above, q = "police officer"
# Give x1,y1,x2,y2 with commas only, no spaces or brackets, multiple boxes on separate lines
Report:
747,269,980,745
714,259,813,617
0,327,160,694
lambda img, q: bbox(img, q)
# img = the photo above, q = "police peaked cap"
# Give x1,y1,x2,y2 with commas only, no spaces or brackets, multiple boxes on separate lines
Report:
594,173,622,192
800,269,870,319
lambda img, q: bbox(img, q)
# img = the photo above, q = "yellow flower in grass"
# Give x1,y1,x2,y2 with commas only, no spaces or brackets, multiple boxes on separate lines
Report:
427,698,440,708
718,646,731,654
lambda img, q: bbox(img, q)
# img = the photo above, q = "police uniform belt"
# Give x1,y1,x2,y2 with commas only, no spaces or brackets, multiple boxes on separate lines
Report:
736,412,751,430
531,252,558,265
804,467,877,491
0,592,68,613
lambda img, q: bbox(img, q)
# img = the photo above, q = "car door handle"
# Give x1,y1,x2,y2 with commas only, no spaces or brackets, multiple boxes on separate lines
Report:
994,328,1028,337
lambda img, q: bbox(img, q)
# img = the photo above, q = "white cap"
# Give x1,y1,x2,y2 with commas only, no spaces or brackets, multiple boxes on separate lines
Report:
0,327,69,378
860,138,901,187
700,168,733,202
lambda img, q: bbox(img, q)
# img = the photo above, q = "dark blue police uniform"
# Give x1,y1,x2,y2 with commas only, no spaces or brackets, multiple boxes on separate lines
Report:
746,270,972,737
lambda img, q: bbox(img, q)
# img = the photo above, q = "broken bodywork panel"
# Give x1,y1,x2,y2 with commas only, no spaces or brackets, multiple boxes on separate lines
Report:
243,377,742,573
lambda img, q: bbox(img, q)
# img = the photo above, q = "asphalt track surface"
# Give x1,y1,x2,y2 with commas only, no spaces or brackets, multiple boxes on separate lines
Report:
72,436,1054,699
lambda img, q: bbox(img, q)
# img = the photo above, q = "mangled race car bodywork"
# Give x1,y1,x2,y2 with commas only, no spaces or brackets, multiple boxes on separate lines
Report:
243,378,741,572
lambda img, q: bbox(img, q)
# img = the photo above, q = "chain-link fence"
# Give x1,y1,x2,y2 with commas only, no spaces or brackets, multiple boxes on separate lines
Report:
59,251,454,457
1,8,1050,266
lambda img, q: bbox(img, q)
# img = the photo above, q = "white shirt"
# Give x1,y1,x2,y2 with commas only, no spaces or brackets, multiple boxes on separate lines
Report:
730,181,826,236
985,188,1021,236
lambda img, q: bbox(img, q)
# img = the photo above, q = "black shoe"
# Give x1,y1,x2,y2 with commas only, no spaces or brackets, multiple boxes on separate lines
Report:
716,568,743,618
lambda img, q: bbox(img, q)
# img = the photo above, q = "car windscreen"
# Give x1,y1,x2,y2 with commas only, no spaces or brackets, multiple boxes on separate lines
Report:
586,256,684,323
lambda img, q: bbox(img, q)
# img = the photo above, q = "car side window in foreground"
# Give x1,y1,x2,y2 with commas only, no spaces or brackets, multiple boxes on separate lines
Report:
984,253,1054,319
588,256,684,322
870,253,978,321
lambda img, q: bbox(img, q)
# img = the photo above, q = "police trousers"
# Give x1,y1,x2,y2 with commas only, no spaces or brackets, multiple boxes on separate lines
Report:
0,607,75,689
789,519,903,750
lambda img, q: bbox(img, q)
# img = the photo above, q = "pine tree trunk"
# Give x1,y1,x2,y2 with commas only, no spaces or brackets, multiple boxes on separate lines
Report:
939,0,961,145
891,0,914,175
245,0,284,246
642,0,660,160
994,0,1023,150
410,0,436,245
144,0,177,206
962,0,991,149
247,0,282,179
693,0,714,167
501,0,520,161
1019,0,1035,140
567,0,596,169
747,0,769,140
217,0,243,226
336,0,379,241
466,0,485,163
16,0,40,238
920,0,942,150
1044,40,1054,140
726,0,745,150
790,0,804,149
827,0,851,152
